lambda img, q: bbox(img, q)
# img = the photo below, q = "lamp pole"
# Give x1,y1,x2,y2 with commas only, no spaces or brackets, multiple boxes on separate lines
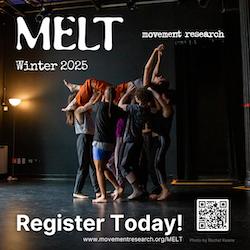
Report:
8,98,21,181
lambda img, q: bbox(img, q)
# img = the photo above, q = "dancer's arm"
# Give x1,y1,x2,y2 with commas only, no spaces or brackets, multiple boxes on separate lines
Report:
118,84,135,111
148,87,172,118
153,95,162,111
143,44,164,87
151,51,163,83
74,90,102,117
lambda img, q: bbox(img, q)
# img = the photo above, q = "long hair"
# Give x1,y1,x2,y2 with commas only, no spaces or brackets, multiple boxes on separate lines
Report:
66,93,77,126
104,86,116,118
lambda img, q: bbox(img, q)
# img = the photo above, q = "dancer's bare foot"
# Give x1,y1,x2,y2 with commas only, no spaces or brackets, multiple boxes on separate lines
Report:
111,190,117,198
92,196,108,203
73,193,89,199
157,190,171,201
61,98,78,112
96,190,111,198
61,107,71,112
64,79,80,93
112,187,124,200
149,194,158,200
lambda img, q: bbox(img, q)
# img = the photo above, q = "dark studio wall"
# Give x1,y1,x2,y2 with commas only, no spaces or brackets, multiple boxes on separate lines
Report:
0,0,244,179
0,24,3,144
0,14,6,144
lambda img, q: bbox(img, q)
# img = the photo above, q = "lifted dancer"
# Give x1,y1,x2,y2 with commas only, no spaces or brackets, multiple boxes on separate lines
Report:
61,44,168,112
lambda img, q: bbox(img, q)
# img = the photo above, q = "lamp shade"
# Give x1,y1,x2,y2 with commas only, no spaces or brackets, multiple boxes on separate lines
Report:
9,98,21,107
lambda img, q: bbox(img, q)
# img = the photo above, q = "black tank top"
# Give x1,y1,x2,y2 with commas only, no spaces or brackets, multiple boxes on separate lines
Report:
151,109,174,138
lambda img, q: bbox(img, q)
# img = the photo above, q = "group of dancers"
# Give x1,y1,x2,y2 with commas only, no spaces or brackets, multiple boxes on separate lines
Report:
62,44,175,203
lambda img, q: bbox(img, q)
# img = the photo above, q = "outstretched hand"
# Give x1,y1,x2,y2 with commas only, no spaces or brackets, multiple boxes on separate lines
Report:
126,83,135,94
156,44,164,52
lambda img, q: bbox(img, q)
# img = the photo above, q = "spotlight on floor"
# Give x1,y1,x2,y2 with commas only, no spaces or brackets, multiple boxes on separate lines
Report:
127,0,137,11
198,0,209,8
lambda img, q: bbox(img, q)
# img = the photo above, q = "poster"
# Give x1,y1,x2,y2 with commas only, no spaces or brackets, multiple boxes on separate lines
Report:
0,0,249,250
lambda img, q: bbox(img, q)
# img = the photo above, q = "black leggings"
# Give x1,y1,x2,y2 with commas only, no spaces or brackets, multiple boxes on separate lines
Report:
148,135,170,189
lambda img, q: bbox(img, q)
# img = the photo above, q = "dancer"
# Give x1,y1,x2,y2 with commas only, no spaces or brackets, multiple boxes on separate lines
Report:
105,118,127,189
147,87,175,200
128,44,169,99
91,87,126,203
65,92,101,199
61,44,168,112
143,44,167,87
130,45,169,195
118,84,152,200
62,79,129,111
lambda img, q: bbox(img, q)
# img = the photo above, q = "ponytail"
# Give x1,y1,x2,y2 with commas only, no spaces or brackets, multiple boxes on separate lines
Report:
105,86,116,118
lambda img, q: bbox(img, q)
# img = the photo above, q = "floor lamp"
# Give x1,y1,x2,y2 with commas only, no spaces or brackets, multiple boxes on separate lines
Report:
8,98,21,181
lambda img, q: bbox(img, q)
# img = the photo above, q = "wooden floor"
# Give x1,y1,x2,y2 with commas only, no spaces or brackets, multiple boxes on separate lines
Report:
0,177,249,250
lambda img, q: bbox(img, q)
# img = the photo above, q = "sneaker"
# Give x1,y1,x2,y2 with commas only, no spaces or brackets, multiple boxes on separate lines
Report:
127,190,143,200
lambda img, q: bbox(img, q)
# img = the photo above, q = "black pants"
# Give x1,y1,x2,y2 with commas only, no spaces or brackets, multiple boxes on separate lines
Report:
73,134,99,194
148,135,170,194
119,139,143,183
139,132,151,187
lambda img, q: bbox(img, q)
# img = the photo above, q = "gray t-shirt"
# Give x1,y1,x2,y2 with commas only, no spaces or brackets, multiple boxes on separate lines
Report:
132,78,143,91
74,111,94,135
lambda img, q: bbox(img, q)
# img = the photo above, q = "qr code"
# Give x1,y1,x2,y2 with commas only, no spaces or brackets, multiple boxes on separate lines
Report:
196,199,229,232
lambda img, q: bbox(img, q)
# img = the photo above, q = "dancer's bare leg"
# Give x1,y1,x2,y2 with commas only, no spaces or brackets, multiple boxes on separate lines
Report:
61,98,78,112
104,170,124,200
149,194,158,200
96,190,111,198
92,160,108,203
125,171,136,184
64,79,81,93
157,183,171,201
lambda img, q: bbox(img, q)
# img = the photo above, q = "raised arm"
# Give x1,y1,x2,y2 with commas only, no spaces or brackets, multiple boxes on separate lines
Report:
148,87,172,118
74,90,102,121
143,44,164,87
151,51,162,82
118,84,135,111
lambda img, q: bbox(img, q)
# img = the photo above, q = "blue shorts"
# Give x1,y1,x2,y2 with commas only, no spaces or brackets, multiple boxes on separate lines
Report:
92,146,113,161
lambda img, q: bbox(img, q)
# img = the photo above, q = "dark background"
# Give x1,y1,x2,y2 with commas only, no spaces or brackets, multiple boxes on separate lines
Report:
0,0,245,180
